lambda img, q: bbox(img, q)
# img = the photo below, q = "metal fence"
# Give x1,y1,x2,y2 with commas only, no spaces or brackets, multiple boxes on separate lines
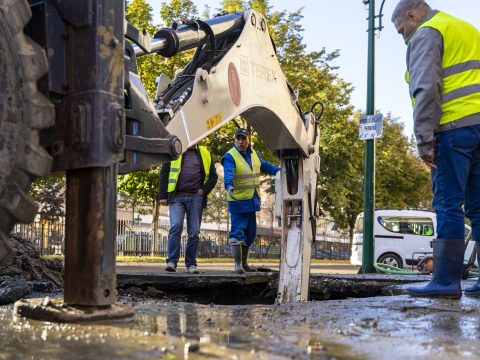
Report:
13,219,351,260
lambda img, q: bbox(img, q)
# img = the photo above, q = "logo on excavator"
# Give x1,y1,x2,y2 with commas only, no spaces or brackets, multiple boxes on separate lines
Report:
228,62,241,106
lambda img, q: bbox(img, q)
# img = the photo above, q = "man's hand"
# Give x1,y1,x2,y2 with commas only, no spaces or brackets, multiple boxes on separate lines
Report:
227,186,236,200
196,188,205,196
159,199,168,206
421,149,437,169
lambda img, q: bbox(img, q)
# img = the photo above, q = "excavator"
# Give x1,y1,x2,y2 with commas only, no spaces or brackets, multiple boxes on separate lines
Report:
0,0,321,321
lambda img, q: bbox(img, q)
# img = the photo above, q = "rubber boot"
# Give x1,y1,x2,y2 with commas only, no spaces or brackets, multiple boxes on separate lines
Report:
407,239,465,299
232,244,244,274
241,245,257,272
464,242,480,297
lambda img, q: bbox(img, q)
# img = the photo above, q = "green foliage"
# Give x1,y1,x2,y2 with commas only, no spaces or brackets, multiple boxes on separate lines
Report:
202,179,229,227
126,0,196,97
160,0,198,22
319,111,432,238
117,167,160,211
122,0,432,240
221,0,245,13
30,175,65,222
375,113,432,209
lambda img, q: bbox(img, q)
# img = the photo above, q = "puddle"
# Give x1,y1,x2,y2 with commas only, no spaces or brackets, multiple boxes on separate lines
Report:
2,295,480,359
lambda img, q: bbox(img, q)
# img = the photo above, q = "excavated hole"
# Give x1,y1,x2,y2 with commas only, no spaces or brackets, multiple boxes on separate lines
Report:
117,274,408,305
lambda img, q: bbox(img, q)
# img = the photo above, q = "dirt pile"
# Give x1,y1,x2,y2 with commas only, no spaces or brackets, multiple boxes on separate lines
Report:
0,234,64,304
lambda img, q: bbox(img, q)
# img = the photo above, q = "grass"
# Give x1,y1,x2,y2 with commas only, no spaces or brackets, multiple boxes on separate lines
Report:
42,254,349,264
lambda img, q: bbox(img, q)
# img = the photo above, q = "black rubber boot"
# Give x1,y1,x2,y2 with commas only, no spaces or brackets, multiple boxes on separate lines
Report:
241,245,257,272
464,242,480,297
407,239,465,299
232,244,244,274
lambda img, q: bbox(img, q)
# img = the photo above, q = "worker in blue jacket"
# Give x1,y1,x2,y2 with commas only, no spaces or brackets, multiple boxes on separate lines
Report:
222,128,280,273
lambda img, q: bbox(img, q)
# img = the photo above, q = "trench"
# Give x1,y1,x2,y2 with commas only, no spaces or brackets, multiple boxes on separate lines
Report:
1,234,424,307
116,272,419,305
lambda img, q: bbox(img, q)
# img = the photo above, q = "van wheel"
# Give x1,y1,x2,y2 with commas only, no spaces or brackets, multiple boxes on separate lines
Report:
377,253,403,268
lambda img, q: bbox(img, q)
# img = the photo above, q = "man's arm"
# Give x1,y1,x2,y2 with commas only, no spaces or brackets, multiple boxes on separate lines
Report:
158,163,170,202
201,161,218,195
408,27,444,157
221,153,236,190
257,151,280,175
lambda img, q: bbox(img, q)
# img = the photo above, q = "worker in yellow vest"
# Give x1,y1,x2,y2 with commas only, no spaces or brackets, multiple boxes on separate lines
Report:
392,0,480,298
158,144,218,274
222,128,280,273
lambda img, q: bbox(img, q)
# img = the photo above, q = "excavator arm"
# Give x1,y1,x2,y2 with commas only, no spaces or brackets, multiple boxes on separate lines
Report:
131,10,321,302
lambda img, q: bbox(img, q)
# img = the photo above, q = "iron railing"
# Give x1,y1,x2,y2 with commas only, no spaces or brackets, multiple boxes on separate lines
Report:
13,219,351,260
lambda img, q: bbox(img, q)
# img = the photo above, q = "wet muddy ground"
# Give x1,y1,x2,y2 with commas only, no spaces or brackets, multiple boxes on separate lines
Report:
2,236,480,359
2,292,480,359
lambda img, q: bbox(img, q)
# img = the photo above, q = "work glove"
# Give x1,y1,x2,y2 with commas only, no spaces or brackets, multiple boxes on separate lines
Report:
227,186,236,200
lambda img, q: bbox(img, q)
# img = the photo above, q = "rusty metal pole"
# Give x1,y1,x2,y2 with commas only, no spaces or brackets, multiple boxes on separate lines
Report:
64,166,117,306
60,0,125,307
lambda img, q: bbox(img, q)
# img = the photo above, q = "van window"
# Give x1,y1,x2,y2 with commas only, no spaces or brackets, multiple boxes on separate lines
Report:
354,215,364,234
377,216,434,236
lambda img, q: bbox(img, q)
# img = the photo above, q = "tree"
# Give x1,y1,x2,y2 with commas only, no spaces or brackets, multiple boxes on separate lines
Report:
117,167,161,254
202,177,230,232
123,0,200,250
30,176,65,222
375,113,432,209
123,0,433,242
220,0,244,13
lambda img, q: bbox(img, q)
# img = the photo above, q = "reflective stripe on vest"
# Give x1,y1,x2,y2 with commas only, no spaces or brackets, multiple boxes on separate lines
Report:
405,12,480,125
167,146,212,197
227,147,261,201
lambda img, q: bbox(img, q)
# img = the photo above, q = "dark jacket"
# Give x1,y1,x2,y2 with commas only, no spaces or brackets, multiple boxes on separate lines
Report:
158,148,218,209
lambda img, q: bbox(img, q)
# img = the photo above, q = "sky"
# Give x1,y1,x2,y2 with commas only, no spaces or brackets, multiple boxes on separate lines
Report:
149,0,480,137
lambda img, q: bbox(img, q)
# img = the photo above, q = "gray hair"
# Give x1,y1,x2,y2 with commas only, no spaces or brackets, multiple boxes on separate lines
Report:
391,0,429,22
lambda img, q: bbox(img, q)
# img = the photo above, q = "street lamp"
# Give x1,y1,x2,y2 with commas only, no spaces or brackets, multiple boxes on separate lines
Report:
358,0,386,274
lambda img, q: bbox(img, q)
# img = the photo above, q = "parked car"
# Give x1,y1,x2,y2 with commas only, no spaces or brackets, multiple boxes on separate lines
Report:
350,209,474,269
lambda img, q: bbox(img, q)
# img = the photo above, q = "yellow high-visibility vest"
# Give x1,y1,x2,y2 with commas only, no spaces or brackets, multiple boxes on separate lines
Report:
167,146,212,197
227,147,260,201
405,12,480,125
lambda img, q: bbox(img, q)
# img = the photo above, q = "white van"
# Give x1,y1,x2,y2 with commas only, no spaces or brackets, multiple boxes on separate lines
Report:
350,209,473,269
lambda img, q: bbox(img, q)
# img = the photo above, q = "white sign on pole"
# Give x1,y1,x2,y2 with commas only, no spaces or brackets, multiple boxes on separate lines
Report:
359,114,383,140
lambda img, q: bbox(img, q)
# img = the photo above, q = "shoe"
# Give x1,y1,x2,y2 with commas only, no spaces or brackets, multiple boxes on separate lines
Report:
407,239,465,299
241,244,257,272
165,262,177,272
186,265,199,274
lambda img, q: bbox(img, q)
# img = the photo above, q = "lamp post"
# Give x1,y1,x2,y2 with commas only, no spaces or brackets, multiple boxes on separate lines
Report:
358,0,386,273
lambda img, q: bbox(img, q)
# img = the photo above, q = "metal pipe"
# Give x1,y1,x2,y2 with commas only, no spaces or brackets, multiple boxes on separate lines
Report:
64,166,117,306
133,12,245,57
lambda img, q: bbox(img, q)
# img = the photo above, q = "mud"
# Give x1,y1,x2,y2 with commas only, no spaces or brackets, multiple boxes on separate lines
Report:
1,294,480,359
2,235,480,358
116,272,425,304
0,234,63,304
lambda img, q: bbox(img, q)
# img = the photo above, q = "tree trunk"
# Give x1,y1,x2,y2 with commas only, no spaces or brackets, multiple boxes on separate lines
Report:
151,200,160,256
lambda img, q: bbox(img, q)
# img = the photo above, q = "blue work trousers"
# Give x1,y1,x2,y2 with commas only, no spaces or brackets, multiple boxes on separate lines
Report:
432,125,480,241
229,212,257,247
166,194,203,267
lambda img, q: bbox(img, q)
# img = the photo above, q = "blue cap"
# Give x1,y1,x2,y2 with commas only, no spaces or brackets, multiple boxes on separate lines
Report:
234,128,250,138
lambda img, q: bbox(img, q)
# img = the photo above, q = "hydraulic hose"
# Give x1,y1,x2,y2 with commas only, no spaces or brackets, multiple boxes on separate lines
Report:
374,263,421,275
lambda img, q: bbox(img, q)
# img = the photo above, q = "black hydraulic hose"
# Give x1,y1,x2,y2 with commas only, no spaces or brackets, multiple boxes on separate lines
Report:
196,19,217,71
309,101,325,146
308,190,317,242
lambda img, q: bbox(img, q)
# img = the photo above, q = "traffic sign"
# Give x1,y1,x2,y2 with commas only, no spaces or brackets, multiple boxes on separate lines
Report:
359,114,383,140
